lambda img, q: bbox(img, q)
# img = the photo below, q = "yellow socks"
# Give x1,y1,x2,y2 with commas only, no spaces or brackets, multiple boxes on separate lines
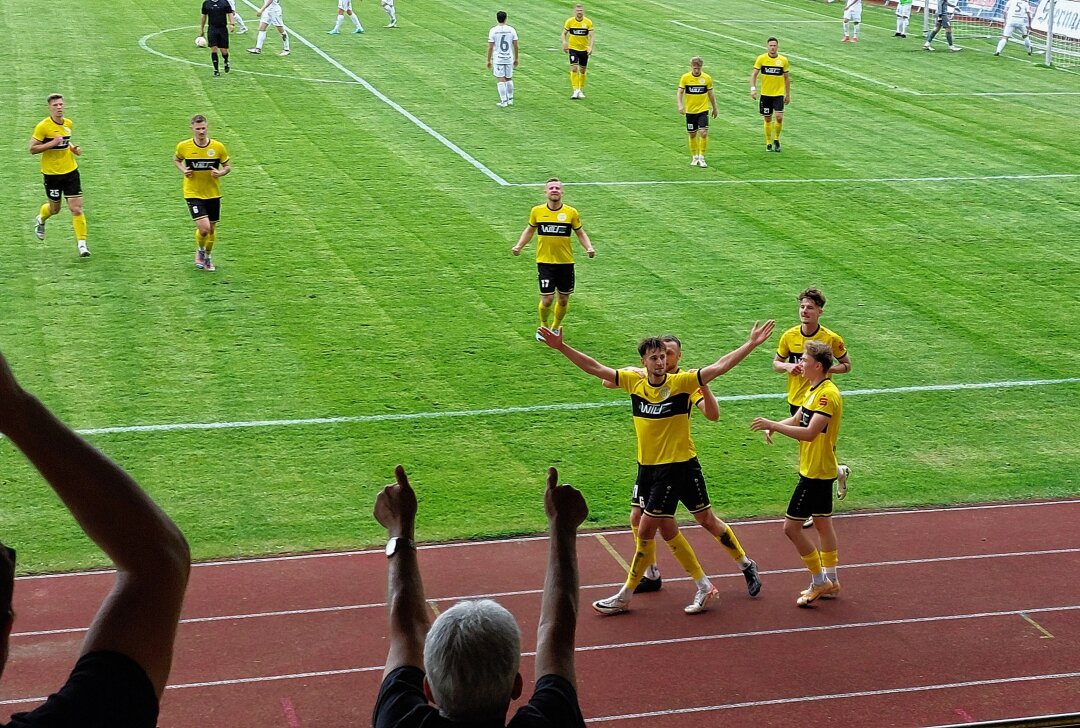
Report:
665,531,706,581
700,135,709,155
206,230,216,253
72,214,87,242
579,72,586,90
773,119,783,140
551,301,568,330
623,536,657,591
764,119,773,145
687,136,697,156
39,203,54,222
195,229,208,249
538,301,552,328
820,549,838,581
570,70,578,91
800,549,823,576
717,524,747,563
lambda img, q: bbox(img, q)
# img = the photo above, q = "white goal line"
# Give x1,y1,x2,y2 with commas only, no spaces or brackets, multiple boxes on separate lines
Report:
510,173,1080,187
26,377,1077,438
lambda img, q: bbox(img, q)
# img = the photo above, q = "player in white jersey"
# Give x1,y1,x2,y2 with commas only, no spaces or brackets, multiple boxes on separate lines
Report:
487,11,519,107
328,0,364,34
248,0,291,56
381,0,397,27
842,0,862,41
996,0,1034,55
226,0,249,32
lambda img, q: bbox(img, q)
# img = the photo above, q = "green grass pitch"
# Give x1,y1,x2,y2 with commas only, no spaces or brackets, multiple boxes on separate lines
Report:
0,0,1077,572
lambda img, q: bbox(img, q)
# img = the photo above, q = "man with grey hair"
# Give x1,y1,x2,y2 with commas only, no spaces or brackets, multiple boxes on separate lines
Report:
372,465,588,726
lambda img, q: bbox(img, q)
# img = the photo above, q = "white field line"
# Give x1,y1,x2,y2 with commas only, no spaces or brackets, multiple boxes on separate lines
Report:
511,173,1080,187
236,1,508,186
585,672,1080,723
4,604,1079,705
137,27,354,84
671,20,923,94
50,376,1080,436
15,499,1080,582
13,546,1080,637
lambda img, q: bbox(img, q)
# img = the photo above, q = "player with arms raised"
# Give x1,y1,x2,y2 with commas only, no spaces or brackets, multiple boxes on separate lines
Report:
996,0,1034,55
174,115,231,272
487,11,519,107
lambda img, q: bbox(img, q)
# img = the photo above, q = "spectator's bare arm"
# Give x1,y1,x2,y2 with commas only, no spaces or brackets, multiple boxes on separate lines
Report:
534,467,588,684
0,351,190,697
375,465,429,678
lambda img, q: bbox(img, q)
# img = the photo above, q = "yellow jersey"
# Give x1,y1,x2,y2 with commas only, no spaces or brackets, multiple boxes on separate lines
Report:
678,72,713,114
564,16,593,52
616,368,703,465
776,324,847,406
175,138,230,199
32,117,78,175
528,203,582,264
797,379,843,480
753,53,789,97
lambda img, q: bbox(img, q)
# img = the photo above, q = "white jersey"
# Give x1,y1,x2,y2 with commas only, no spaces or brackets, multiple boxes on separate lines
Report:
1004,0,1030,22
488,24,518,65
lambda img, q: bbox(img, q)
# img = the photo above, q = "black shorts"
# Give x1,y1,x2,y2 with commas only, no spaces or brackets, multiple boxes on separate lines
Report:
759,94,785,116
6,650,159,726
685,111,709,132
568,49,589,67
537,262,575,295
43,169,82,201
786,475,835,521
186,197,221,223
208,26,230,49
633,458,711,518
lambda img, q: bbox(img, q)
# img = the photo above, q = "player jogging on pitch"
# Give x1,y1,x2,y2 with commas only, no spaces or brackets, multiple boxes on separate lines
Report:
30,94,89,258
174,115,231,272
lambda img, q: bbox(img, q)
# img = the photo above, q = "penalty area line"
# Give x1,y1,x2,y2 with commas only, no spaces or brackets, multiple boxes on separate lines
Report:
237,0,508,186
509,173,1080,187
25,376,1080,437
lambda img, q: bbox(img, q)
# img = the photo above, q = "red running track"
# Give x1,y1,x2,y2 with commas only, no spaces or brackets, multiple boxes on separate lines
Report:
2,500,1079,727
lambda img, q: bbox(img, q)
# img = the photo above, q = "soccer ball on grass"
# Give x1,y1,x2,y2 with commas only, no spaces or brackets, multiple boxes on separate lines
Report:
195,36,208,48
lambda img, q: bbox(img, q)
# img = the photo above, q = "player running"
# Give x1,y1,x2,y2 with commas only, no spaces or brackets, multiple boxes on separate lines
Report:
174,115,231,272
30,94,89,257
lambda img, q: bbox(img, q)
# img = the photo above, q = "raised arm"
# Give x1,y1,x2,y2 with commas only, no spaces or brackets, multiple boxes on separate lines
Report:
0,351,190,697
698,320,775,385
534,467,588,683
537,328,617,383
374,465,429,678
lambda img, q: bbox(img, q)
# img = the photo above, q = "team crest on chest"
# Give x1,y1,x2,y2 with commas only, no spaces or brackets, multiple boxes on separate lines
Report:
557,213,567,221
208,149,217,157
658,386,671,400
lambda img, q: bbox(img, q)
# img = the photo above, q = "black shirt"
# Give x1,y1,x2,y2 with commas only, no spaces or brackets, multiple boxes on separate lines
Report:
202,0,232,28
2,651,158,727
373,666,587,728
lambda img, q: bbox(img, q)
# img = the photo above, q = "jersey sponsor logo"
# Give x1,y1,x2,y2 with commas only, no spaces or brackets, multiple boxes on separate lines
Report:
568,27,590,35
819,396,829,407
631,393,692,420
684,84,708,94
186,159,221,170
761,66,785,76
537,222,572,236
48,137,70,149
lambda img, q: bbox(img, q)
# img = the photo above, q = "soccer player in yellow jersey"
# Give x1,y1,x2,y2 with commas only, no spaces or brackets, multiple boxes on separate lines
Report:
562,4,594,99
676,56,718,168
173,115,231,272
750,37,791,153
512,178,594,340
29,94,89,257
774,287,852,528
752,340,844,607
539,320,775,615
605,335,762,600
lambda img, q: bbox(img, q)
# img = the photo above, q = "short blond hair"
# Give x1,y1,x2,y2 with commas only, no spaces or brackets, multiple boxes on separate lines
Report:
803,339,834,370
